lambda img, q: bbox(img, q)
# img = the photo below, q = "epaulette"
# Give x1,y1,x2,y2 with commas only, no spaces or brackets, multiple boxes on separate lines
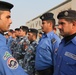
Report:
51,38,56,44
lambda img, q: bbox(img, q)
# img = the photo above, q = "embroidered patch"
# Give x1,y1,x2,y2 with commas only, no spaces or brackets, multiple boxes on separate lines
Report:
42,16,44,19
7,57,18,69
3,51,12,60
64,11,68,16
65,51,76,60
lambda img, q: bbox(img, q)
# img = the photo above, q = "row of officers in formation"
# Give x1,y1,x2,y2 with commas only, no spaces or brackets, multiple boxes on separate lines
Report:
0,1,76,75
5,26,39,75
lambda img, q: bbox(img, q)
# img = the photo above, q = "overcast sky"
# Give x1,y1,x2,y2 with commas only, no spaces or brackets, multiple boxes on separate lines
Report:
2,0,66,29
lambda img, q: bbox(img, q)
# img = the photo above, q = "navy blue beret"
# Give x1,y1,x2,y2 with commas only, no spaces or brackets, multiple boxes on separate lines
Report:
40,13,54,21
57,10,76,19
0,1,14,11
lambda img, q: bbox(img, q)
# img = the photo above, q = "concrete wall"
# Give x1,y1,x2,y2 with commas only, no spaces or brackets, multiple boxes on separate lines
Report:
26,18,42,30
71,0,76,10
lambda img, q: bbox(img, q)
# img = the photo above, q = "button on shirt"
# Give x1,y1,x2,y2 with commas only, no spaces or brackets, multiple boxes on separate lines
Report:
35,31,61,70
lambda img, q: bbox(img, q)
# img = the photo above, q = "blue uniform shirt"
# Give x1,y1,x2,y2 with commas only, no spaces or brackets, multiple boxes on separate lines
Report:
54,36,76,75
0,34,28,75
35,31,61,70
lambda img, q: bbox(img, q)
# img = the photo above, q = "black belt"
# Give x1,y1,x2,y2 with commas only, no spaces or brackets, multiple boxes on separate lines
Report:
37,66,54,75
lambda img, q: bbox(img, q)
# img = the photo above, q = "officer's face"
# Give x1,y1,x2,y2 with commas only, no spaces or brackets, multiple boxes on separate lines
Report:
8,31,12,36
58,19,74,37
28,32,33,41
19,29,25,37
41,21,51,33
15,30,20,37
0,11,12,32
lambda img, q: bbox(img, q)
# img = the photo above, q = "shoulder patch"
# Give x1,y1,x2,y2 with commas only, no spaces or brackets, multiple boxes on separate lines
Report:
3,51,12,60
7,57,18,69
51,38,56,44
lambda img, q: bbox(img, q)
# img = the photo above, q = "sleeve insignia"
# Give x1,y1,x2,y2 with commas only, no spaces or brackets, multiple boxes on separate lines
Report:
3,51,12,60
64,11,68,16
7,57,18,69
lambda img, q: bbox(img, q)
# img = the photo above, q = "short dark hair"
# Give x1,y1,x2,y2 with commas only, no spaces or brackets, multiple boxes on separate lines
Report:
46,19,55,29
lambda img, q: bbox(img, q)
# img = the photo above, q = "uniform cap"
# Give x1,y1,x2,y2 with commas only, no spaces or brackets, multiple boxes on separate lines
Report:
29,28,38,34
57,10,76,19
0,1,14,11
20,26,28,30
15,28,20,31
8,29,13,32
20,26,29,32
40,13,54,21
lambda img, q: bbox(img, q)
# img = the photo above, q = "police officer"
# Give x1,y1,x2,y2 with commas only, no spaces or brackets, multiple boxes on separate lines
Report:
12,28,20,57
14,28,21,42
10,31,17,55
0,1,28,75
23,28,38,75
53,10,76,75
35,13,61,75
15,26,30,67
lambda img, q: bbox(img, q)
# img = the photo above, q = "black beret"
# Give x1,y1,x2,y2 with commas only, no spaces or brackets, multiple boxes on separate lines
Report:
40,13,54,21
15,28,20,31
20,26,29,32
29,28,38,34
57,10,76,19
0,1,14,11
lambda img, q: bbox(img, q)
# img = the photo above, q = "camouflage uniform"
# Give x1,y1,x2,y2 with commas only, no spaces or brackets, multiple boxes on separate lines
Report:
16,36,30,67
10,38,17,54
7,36,13,53
10,37,21,56
23,41,38,75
